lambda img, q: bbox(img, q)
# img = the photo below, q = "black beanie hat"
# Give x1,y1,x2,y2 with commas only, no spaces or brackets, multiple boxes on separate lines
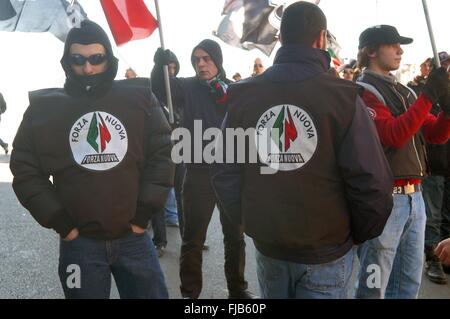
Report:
191,39,226,79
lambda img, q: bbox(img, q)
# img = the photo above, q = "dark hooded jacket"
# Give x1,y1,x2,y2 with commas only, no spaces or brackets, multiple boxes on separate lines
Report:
151,39,231,169
10,21,174,239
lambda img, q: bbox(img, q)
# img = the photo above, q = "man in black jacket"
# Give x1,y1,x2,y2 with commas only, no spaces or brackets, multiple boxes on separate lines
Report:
151,39,254,299
211,2,393,299
10,21,174,299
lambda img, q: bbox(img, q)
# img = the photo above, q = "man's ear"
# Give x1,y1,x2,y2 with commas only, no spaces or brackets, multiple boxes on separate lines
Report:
312,30,327,50
367,48,377,58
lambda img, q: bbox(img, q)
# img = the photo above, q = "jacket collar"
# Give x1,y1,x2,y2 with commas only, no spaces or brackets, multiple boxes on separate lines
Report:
361,69,398,85
264,44,330,82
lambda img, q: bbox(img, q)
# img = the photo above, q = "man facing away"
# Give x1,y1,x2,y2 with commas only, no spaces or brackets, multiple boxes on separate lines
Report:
354,25,450,299
211,2,394,299
10,21,174,299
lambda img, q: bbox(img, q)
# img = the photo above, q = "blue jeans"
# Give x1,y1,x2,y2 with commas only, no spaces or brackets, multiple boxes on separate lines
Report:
255,247,354,299
355,191,426,299
164,187,179,226
58,232,169,299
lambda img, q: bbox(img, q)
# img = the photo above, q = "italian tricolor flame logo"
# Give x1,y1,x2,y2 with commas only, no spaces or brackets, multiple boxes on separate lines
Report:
271,106,298,152
87,113,111,153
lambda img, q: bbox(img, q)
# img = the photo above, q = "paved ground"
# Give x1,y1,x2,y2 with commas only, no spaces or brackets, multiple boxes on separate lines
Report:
0,155,448,299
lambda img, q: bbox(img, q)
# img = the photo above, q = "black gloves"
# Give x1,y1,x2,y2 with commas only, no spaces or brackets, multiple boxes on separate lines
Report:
153,47,172,66
422,67,449,104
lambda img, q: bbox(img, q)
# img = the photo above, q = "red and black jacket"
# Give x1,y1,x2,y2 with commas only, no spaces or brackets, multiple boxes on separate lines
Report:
357,70,450,182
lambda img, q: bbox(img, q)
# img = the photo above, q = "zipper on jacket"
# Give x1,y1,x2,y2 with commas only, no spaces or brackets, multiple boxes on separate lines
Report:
391,84,424,176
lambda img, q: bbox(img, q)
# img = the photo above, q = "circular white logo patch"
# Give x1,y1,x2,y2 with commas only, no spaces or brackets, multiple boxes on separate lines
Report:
69,112,128,171
255,104,318,171
367,107,377,119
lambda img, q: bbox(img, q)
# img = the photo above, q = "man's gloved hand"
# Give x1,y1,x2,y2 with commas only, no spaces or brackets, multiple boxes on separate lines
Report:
153,47,172,66
423,67,449,104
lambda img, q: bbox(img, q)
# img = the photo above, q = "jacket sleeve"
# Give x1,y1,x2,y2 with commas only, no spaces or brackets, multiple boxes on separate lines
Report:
131,94,175,228
422,112,450,144
338,95,394,244
362,90,435,148
210,111,243,225
10,108,75,238
151,60,186,107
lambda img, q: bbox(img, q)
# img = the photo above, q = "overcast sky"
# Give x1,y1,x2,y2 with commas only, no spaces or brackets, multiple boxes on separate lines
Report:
0,0,449,142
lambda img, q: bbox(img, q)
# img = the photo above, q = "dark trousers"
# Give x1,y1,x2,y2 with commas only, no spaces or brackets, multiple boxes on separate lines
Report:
151,209,167,248
179,168,247,298
423,175,446,250
442,177,450,239
174,163,186,237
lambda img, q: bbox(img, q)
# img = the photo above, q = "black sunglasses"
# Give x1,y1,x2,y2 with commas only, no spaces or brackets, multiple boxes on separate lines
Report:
69,53,107,66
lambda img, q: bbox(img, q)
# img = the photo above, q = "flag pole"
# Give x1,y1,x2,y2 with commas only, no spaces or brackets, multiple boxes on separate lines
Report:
154,0,174,124
421,0,441,68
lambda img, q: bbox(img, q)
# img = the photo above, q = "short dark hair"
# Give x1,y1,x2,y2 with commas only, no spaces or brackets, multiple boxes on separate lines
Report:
280,2,327,46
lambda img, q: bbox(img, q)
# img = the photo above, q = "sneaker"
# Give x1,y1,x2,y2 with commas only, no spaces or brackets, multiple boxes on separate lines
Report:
155,244,165,258
425,258,448,284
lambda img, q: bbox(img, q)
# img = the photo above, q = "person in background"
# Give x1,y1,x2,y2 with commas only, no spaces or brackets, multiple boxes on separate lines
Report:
408,57,432,96
125,67,137,79
341,59,357,81
150,52,182,258
151,39,254,299
232,72,242,82
420,51,450,282
0,92,9,154
252,58,265,76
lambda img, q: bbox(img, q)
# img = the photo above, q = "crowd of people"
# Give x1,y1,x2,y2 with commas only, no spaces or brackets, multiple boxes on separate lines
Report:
3,1,449,299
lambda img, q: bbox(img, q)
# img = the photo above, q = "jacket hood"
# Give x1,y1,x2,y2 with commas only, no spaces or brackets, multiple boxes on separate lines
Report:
60,20,118,98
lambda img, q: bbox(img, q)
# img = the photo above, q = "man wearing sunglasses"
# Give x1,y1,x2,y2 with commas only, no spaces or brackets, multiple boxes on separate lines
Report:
10,20,174,299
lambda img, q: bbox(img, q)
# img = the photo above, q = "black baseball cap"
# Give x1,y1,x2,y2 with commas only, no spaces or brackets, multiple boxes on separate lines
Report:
358,25,413,49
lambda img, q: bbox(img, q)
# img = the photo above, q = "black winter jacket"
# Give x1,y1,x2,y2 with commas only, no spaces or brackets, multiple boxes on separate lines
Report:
10,82,174,239
151,59,230,169
211,45,393,264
